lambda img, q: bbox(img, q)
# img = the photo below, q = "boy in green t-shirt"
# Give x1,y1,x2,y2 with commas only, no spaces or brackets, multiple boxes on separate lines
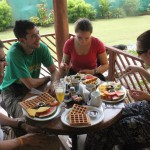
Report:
0,40,65,150
1,20,60,118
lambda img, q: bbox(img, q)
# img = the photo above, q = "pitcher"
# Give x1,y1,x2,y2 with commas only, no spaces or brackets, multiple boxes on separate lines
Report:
89,91,102,107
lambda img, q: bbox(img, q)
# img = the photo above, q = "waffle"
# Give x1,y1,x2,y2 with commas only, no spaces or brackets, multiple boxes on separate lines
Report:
69,114,91,126
20,92,56,110
82,77,97,85
69,104,87,115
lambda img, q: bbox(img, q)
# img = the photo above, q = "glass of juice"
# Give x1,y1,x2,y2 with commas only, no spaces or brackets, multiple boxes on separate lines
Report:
54,81,66,103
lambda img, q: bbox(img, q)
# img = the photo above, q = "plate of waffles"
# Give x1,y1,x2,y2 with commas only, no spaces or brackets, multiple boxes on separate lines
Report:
20,92,61,121
64,73,86,84
65,74,101,86
81,75,101,86
97,81,126,103
61,104,104,127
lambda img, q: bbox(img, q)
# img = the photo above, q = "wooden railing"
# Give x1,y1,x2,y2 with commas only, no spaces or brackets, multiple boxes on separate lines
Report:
2,34,149,102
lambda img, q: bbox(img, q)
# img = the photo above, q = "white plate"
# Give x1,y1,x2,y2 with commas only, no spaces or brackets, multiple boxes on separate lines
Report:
97,82,126,104
61,106,104,128
64,74,85,84
81,76,101,86
22,96,61,121
64,74,101,86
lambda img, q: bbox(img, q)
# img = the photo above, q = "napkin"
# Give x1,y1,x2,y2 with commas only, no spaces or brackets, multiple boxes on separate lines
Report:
79,83,90,104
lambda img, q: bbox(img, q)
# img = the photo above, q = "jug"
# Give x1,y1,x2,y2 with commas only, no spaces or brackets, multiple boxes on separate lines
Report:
89,91,102,107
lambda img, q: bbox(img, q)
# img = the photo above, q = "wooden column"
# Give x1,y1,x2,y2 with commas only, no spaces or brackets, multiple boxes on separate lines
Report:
107,46,116,81
53,0,69,68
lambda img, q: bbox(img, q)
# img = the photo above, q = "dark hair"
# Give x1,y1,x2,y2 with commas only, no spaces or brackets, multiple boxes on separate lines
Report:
0,40,4,49
74,18,93,33
137,30,150,52
13,20,36,39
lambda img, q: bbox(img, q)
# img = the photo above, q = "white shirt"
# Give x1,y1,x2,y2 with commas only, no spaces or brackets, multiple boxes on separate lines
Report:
0,124,4,140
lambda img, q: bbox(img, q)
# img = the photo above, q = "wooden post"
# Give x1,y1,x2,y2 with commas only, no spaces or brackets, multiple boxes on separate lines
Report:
53,0,69,70
107,47,116,81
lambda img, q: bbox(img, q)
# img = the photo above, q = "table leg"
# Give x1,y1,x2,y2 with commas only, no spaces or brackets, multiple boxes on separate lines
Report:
69,135,78,150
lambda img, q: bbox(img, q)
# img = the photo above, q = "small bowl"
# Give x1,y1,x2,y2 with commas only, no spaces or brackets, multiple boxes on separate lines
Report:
87,110,99,118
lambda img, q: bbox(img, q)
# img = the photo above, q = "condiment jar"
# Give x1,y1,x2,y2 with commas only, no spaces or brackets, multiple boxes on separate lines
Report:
69,86,76,96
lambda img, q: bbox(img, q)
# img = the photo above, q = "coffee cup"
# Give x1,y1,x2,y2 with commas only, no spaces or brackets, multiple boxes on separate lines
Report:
86,84,96,93
89,91,102,107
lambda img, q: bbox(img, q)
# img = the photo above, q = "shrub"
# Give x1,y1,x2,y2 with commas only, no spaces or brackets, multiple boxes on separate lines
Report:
147,3,150,12
98,0,112,18
110,8,126,18
30,0,54,27
0,0,12,31
122,0,139,16
30,16,40,25
67,0,96,23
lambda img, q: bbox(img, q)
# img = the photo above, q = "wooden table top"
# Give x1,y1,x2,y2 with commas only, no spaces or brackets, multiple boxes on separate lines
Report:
24,82,124,136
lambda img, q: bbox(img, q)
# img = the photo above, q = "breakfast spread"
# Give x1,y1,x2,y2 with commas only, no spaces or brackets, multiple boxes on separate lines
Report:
69,114,91,126
20,92,59,119
65,74,98,85
26,106,57,118
98,82,125,101
20,92,58,110
69,104,87,115
82,75,97,84
82,76,98,85
68,104,91,126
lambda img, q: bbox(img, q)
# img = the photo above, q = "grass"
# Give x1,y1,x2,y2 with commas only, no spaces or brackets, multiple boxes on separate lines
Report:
0,15,150,46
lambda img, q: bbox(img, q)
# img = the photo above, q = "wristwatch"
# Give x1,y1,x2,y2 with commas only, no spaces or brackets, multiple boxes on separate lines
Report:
94,69,98,75
18,121,26,129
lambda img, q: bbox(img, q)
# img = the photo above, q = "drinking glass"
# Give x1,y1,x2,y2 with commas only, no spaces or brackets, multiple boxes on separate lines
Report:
54,81,66,104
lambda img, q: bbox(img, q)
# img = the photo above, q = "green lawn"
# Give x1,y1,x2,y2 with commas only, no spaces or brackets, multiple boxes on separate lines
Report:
0,15,150,46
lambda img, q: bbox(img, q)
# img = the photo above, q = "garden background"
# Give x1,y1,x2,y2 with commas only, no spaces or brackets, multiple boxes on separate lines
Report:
0,0,150,49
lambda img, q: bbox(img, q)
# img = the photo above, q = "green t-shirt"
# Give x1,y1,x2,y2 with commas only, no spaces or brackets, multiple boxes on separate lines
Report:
0,42,53,90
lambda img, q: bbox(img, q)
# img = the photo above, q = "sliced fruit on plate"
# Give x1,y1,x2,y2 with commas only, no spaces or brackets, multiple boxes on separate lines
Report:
115,91,125,97
50,100,59,106
112,95,120,101
82,77,97,84
36,106,57,118
26,106,57,118
27,106,50,117
85,74,95,79
103,91,116,96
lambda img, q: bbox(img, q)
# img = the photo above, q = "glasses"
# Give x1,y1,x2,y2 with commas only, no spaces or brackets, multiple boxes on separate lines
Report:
136,50,147,55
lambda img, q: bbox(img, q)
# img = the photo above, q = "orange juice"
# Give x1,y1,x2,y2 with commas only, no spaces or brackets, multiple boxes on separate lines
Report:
55,88,65,103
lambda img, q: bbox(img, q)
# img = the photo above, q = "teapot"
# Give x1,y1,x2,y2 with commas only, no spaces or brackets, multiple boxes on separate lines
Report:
89,91,102,107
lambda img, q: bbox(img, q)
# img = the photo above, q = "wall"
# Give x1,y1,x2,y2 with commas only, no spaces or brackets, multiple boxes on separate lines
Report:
7,0,53,25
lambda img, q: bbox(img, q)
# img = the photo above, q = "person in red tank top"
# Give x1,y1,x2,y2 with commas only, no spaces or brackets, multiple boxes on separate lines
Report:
60,18,109,81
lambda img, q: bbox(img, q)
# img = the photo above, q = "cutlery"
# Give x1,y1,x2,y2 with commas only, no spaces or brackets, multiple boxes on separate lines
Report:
116,72,130,82
30,88,43,95
105,104,125,109
55,105,67,118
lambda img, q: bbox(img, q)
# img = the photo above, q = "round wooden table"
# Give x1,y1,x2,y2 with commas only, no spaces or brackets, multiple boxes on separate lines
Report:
25,97,123,150
23,82,124,150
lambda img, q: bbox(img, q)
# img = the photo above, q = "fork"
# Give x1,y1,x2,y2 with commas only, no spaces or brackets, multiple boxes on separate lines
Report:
104,103,125,109
116,72,130,82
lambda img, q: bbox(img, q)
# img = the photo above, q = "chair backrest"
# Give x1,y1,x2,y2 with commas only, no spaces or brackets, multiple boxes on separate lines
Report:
106,46,150,103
